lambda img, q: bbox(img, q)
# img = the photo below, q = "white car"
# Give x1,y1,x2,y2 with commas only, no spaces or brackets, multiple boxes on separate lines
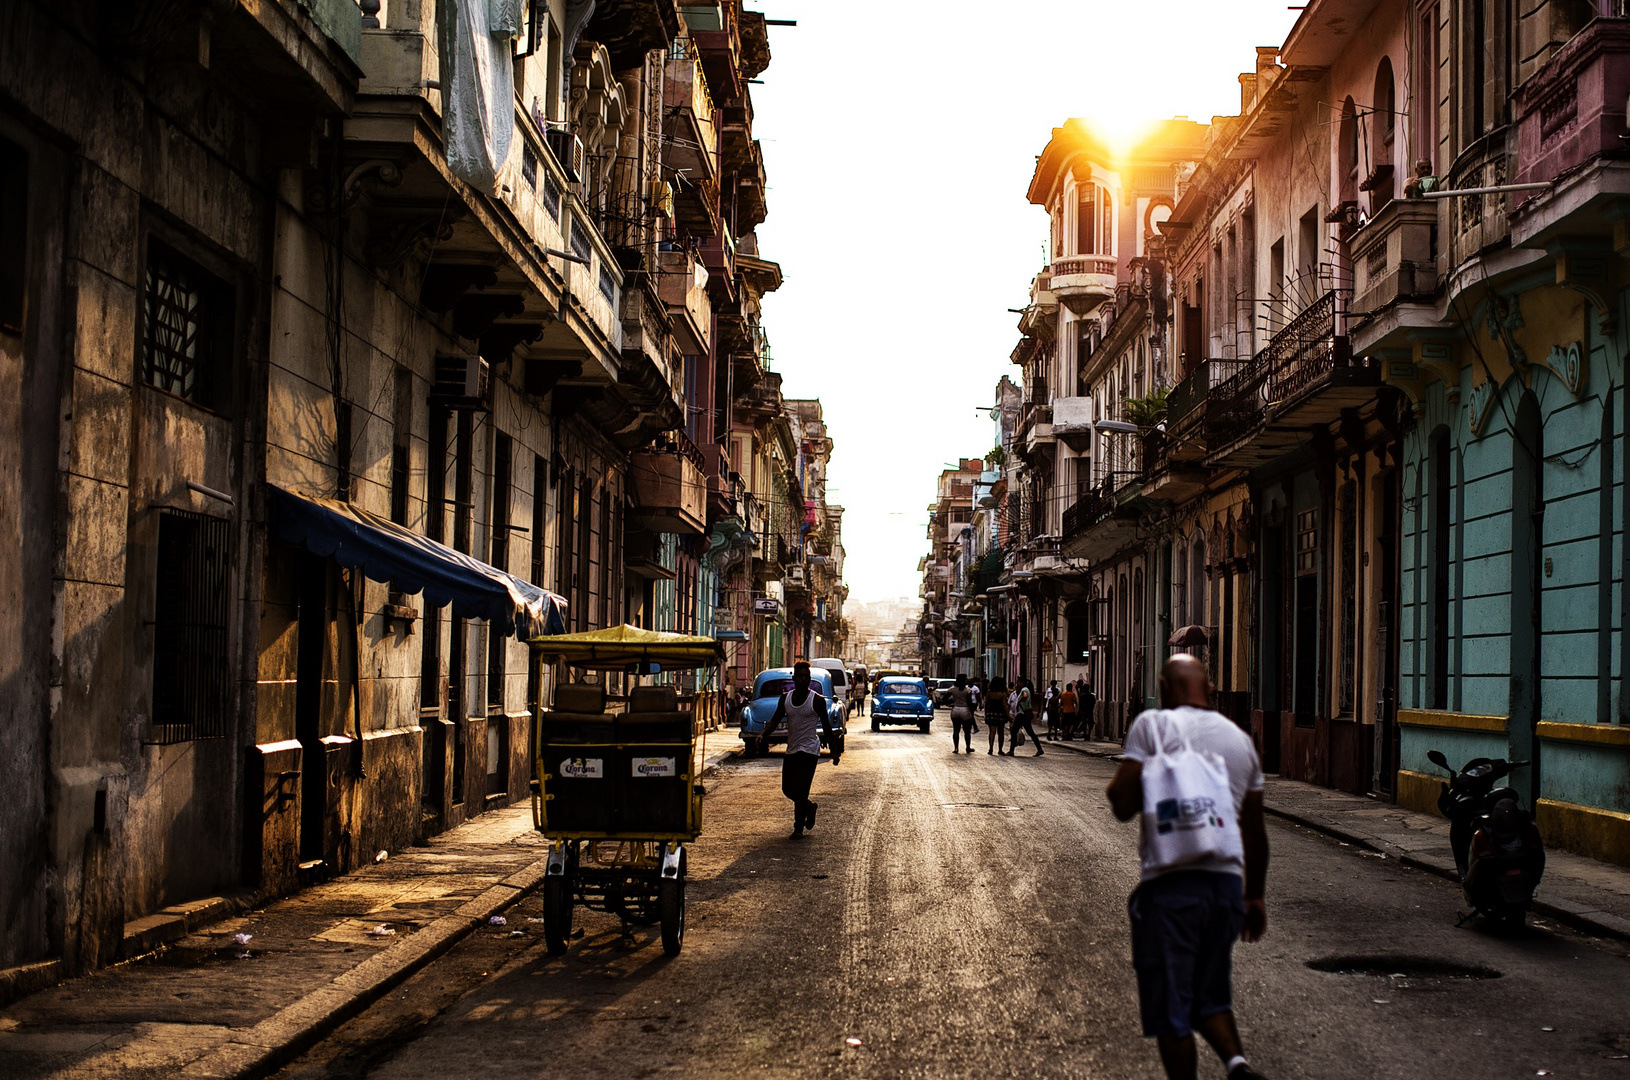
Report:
809,658,851,720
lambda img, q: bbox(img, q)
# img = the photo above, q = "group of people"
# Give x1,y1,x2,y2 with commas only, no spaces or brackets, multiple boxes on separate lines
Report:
1040,677,1097,741
942,674,1042,755
938,673,1102,755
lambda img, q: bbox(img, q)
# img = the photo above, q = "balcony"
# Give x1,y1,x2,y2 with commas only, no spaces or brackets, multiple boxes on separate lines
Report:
736,140,769,231
1023,406,1054,457
1028,536,1066,574
1203,361,1269,466
1166,360,1245,452
657,247,711,354
1051,396,1095,452
628,449,706,534
1204,291,1376,467
1262,290,1374,426
1515,19,1630,188
1140,431,1207,503
663,46,718,179
700,224,737,296
1443,128,1515,268
1049,254,1118,315
601,280,683,448
1060,477,1144,563
1350,198,1438,325
1020,273,1059,339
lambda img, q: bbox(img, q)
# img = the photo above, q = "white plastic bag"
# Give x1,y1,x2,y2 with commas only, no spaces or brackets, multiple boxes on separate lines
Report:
1139,712,1244,874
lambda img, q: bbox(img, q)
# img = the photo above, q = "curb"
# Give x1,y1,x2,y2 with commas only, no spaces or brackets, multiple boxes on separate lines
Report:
174,857,550,1080
1261,803,1630,943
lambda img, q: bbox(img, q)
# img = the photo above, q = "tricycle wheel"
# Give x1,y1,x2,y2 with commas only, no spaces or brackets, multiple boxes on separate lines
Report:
543,875,572,955
659,877,685,956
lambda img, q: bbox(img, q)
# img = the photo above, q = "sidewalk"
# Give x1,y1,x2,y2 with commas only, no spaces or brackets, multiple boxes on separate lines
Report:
0,746,737,1080
1048,736,1630,941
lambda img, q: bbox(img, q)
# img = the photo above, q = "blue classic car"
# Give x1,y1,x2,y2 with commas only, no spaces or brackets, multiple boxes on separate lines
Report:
871,677,934,732
739,668,847,756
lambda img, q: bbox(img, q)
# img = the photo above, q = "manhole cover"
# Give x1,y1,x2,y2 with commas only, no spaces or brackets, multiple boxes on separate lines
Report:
940,802,1022,811
1306,955,1501,984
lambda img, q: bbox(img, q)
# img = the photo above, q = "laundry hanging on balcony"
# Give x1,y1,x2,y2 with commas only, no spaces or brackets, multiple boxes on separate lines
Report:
439,0,523,195
268,486,566,640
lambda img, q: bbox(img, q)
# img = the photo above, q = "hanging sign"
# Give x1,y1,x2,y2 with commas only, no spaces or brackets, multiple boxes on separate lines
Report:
753,598,781,616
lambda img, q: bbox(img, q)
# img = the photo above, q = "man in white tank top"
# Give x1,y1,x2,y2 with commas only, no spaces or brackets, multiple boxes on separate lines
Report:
759,661,836,839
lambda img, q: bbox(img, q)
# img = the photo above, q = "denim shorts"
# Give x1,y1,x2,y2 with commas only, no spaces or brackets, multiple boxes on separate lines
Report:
1128,870,1245,1039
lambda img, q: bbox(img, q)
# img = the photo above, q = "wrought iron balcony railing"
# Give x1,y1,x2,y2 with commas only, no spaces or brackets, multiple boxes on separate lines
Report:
1261,289,1355,410
1167,359,1246,432
1204,359,1268,451
1062,479,1118,538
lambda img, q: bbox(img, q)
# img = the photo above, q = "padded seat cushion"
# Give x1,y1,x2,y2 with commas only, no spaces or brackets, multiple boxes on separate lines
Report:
620,710,691,727
554,682,606,714
542,711,613,725
628,686,679,713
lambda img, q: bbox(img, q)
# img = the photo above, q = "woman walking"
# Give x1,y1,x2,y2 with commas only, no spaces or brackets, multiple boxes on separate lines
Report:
1007,677,1043,757
947,675,977,754
984,677,1009,755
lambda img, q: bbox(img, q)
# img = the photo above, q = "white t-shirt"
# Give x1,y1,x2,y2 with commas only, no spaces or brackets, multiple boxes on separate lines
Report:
1121,706,1264,881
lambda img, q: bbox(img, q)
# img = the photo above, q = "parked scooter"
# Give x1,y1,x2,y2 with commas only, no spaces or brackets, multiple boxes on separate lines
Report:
1426,749,1546,926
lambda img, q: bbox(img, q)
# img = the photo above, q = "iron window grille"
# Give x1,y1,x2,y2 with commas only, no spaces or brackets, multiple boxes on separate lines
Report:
148,509,232,744
143,241,224,404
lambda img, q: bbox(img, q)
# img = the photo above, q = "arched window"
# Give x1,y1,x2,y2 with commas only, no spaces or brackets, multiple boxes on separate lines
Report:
1338,96,1359,204
1075,182,1114,256
1372,58,1396,204
1076,184,1097,255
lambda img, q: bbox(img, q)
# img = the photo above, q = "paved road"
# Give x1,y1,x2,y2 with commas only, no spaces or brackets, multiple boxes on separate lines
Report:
274,724,1630,1079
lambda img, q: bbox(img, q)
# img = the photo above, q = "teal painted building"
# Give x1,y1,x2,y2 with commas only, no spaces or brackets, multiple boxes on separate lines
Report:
1356,16,1630,864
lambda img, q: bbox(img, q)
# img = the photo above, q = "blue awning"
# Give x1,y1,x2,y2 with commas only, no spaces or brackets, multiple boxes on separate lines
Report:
269,486,567,639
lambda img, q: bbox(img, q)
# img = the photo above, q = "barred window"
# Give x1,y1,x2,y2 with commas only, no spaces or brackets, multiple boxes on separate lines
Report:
541,171,561,220
569,220,591,263
598,264,615,302
521,142,538,190
143,240,229,407
149,510,232,743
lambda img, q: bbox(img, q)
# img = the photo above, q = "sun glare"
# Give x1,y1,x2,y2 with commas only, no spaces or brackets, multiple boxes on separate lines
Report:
1077,114,1167,162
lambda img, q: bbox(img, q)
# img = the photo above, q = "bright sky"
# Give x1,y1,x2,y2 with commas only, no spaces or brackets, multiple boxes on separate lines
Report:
750,1,1301,606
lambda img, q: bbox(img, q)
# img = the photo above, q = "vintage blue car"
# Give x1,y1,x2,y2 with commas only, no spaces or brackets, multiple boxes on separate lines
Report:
871,676,934,732
739,668,847,756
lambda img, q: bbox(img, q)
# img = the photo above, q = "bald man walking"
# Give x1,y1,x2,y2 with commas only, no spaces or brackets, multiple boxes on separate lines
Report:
1107,655,1270,1080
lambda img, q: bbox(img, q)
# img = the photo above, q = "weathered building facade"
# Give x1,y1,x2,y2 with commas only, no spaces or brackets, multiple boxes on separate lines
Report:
988,0,1630,869
0,0,835,990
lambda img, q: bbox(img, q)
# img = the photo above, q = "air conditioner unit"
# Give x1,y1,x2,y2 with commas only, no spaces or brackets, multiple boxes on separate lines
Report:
786,566,807,585
545,127,585,185
432,353,490,409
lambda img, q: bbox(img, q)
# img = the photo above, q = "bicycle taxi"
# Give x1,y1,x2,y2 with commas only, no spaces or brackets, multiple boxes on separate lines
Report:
527,624,725,956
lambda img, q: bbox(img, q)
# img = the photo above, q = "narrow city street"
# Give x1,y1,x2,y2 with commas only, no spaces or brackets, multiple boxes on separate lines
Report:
269,729,1630,1080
